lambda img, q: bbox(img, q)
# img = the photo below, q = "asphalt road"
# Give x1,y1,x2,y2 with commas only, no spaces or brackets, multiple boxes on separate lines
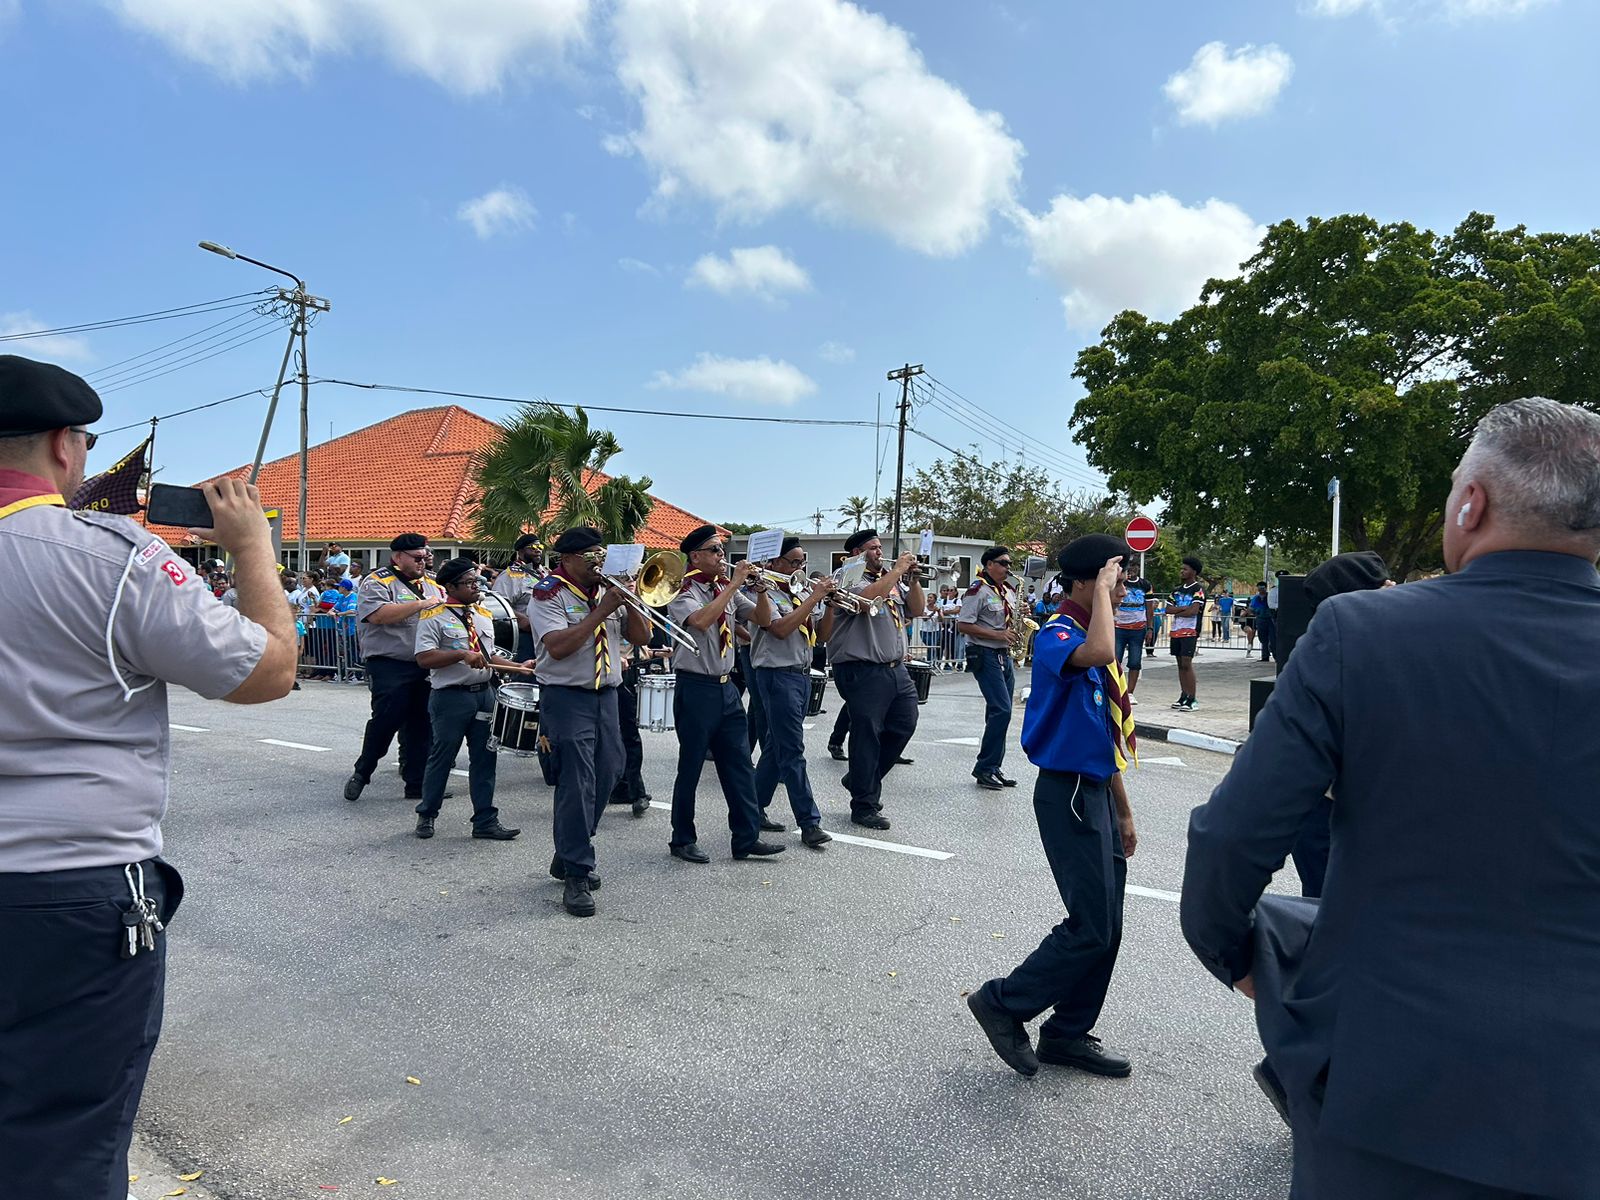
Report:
135,669,1297,1199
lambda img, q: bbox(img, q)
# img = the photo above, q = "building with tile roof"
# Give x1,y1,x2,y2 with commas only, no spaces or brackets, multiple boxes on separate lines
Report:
149,405,724,570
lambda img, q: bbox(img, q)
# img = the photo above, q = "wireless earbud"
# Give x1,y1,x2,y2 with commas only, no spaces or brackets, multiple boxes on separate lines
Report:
1456,502,1472,527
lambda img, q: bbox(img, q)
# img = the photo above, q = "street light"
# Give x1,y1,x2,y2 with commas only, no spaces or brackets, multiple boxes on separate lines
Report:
197,240,327,573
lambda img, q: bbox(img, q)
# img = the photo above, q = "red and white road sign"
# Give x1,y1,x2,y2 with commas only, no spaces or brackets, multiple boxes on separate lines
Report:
1125,516,1159,553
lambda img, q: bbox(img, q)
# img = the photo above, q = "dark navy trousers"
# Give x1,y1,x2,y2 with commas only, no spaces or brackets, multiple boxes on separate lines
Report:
610,668,647,803
353,654,433,791
669,672,762,853
541,685,623,878
984,769,1125,1040
0,859,182,1199
752,666,823,829
416,686,500,829
966,645,1015,776
831,660,918,818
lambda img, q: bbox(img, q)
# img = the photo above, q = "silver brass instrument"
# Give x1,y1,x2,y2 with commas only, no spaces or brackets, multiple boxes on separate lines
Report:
584,547,697,652
1010,582,1040,665
913,555,961,586
745,566,811,592
829,555,882,616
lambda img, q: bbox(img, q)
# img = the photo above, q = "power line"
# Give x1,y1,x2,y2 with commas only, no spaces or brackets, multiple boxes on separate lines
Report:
87,308,274,383
97,322,286,395
917,382,1099,484
910,381,1102,490
920,372,1102,485
97,386,278,436
0,292,273,342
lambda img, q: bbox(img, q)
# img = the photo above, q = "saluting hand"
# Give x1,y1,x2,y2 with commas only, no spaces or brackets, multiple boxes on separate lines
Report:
1095,556,1124,592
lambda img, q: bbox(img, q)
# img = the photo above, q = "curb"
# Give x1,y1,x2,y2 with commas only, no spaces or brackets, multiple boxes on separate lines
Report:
1134,721,1242,757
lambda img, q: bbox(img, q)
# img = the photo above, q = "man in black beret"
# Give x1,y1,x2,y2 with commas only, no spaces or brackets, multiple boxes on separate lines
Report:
490,532,547,662
345,532,445,801
957,545,1024,790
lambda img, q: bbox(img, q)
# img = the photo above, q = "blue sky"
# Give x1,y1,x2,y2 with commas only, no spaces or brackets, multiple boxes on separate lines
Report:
3,0,1594,532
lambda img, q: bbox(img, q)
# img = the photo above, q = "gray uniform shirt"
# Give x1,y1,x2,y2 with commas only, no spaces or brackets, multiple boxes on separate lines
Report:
489,562,541,621
527,573,626,689
668,576,755,676
827,571,911,664
357,567,443,661
414,603,509,689
748,587,820,670
959,578,1013,645
0,503,266,872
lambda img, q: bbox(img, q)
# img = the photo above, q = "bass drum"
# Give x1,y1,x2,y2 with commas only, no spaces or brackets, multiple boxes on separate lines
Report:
477,590,518,655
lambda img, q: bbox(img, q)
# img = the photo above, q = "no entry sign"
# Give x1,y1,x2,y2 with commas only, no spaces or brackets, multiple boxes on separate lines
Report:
1125,516,1159,553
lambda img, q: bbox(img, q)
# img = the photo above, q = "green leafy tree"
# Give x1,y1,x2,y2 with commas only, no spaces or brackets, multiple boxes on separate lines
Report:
471,403,654,546
1070,212,1600,579
835,496,871,529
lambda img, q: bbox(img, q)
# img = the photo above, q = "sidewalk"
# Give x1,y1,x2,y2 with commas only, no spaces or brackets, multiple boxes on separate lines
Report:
128,1133,224,1200
1117,644,1275,752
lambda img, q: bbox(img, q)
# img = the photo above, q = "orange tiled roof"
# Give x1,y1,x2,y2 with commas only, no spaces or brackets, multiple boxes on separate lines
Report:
146,405,721,551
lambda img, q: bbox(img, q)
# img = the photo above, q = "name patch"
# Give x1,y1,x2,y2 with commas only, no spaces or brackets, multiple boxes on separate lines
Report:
136,540,164,566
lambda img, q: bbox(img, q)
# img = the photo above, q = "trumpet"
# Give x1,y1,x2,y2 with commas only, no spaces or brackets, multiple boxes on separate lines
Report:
827,588,881,617
743,566,811,592
913,556,961,586
583,547,697,652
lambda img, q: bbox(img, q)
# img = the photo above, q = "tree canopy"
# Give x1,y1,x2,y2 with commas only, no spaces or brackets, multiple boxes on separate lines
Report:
1069,212,1600,578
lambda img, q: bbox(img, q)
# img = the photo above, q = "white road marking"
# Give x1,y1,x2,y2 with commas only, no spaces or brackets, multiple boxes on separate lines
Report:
169,723,209,732
1167,729,1239,756
1138,756,1187,766
802,723,816,731
450,769,470,777
1127,884,1181,903
646,801,954,860
258,738,332,752
936,737,981,746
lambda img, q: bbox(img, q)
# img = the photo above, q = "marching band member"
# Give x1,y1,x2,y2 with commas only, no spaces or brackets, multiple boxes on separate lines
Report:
957,546,1022,792
665,525,786,863
827,529,926,830
527,527,650,917
412,557,529,842
489,532,545,661
748,537,837,847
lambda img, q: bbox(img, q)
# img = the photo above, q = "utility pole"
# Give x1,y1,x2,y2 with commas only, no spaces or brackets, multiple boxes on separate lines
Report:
809,509,824,534
1329,476,1342,556
885,363,923,557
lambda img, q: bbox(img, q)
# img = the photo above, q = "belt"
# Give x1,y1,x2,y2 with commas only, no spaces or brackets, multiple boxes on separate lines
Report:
678,669,733,684
755,664,810,674
441,681,492,692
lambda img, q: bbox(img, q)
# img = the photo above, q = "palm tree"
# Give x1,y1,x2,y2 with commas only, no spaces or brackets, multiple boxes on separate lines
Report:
472,403,655,545
836,495,871,529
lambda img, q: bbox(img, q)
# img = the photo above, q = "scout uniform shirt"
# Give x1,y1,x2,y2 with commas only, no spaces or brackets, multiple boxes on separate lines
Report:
0,492,266,873
669,572,755,677
527,570,626,689
1168,580,1207,642
1021,613,1120,782
747,585,821,671
827,568,911,664
414,603,509,689
356,566,443,661
489,560,541,624
957,575,1014,645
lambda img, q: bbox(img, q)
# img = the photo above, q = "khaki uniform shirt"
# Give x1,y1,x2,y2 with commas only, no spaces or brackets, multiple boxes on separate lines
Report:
668,576,755,676
959,577,1014,645
527,573,626,689
414,603,508,689
827,570,911,664
356,567,443,661
0,500,266,872
748,587,820,670
489,561,542,622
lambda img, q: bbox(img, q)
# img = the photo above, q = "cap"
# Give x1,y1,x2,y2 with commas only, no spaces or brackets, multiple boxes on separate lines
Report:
513,533,542,552
552,526,604,555
1056,534,1134,582
0,355,102,435
390,533,428,552
337,578,355,590
680,524,720,554
843,528,877,554
1304,551,1389,609
435,556,480,586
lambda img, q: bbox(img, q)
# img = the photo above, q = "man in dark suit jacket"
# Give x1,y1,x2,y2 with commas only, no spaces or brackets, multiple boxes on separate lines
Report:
1180,397,1600,1199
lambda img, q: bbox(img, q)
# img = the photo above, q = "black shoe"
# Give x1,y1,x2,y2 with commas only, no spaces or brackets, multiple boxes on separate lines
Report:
670,842,711,864
995,771,1019,788
966,990,1039,1077
472,822,521,841
1036,1032,1132,1078
974,772,1005,791
415,816,434,839
631,797,650,818
733,840,786,859
547,855,601,889
851,812,891,830
801,824,832,848
562,875,596,918
1252,1059,1291,1127
343,774,366,802
895,756,914,765
759,815,786,832
828,743,847,761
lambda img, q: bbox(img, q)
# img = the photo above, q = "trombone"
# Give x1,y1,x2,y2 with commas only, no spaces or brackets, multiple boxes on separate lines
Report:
583,548,697,652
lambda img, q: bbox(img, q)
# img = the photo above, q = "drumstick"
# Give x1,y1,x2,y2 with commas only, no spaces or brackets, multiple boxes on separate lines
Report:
488,659,536,675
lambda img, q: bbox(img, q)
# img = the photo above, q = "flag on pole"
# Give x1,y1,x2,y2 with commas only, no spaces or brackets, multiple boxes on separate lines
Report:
70,436,151,515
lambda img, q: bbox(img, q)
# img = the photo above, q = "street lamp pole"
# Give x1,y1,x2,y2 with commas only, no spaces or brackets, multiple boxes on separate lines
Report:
198,242,330,572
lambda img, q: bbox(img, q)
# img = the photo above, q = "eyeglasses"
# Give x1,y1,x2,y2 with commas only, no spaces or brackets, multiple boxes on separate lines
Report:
70,427,98,451
455,577,483,588
782,554,807,566
992,559,1012,567
699,545,726,556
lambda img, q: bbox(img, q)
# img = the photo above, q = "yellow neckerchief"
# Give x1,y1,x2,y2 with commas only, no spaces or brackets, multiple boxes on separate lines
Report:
863,567,904,632
1044,610,1138,771
0,493,66,521
552,571,609,689
684,569,733,655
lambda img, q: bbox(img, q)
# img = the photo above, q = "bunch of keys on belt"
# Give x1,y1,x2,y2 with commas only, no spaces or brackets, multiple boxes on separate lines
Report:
119,862,165,960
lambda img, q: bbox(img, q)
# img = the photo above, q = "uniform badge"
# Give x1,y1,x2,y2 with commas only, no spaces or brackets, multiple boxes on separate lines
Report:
136,540,164,566
161,561,187,586
1093,689,1104,706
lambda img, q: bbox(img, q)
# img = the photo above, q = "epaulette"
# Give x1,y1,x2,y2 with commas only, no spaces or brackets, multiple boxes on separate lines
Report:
419,604,448,619
371,568,397,582
473,604,493,617
531,575,563,598
964,581,982,596
506,563,528,576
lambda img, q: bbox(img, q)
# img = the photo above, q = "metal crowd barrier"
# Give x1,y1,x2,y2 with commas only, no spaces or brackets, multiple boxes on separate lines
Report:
299,620,367,685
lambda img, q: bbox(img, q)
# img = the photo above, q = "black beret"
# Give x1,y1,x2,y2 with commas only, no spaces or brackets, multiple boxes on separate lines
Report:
390,533,428,552
1304,551,1389,609
1056,534,1134,581
680,524,720,554
0,355,102,434
435,556,480,586
779,536,801,557
514,533,543,552
843,528,877,554
552,526,604,555
981,545,1010,566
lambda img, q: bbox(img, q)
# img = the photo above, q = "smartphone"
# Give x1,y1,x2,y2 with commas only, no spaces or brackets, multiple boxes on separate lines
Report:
145,483,216,529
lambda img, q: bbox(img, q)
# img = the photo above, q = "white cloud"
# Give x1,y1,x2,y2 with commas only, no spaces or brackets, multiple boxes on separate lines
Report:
609,0,1023,257
617,256,660,275
1306,0,1377,13
456,187,536,239
1017,193,1264,331
1307,0,1550,16
818,341,855,364
1164,42,1293,127
650,353,817,406
0,312,92,363
102,0,591,93
686,246,811,301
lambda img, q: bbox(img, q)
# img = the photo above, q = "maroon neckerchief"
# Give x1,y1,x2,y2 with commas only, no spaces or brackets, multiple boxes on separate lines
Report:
0,467,59,510
549,564,598,601
684,568,732,655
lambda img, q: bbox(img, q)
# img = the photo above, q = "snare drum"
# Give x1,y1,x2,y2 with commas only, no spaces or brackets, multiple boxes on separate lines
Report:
637,672,676,732
478,591,518,655
487,682,541,755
